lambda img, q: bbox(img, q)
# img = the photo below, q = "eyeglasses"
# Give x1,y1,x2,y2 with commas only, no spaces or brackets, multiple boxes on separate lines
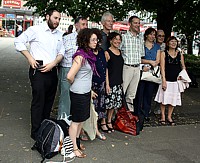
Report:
157,35,165,38
90,39,99,43
105,20,114,23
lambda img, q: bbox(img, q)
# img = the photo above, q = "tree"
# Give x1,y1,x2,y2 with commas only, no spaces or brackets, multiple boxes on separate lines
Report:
25,0,133,21
133,0,193,41
25,0,192,40
173,0,200,54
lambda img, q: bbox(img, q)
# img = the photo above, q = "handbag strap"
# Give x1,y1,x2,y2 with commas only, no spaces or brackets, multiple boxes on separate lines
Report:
151,66,160,78
122,88,129,111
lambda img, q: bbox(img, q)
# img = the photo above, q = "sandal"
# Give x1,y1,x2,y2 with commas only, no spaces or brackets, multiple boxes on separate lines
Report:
73,148,86,158
167,119,176,126
100,123,111,133
96,133,106,140
76,137,86,150
159,120,166,125
107,122,114,132
80,130,89,141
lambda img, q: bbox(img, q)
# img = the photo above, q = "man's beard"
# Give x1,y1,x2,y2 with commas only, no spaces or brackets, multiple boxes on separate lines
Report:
47,19,58,30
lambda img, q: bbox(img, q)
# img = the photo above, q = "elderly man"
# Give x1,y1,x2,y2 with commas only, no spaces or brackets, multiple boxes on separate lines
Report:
100,11,114,51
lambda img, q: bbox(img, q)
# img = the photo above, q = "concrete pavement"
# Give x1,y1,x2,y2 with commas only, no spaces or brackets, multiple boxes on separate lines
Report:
0,37,200,163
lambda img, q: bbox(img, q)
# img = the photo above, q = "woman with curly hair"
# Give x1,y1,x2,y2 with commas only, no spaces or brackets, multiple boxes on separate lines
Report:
67,28,99,158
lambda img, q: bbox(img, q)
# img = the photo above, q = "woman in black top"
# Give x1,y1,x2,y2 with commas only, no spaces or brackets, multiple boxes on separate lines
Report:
155,36,186,125
105,32,124,132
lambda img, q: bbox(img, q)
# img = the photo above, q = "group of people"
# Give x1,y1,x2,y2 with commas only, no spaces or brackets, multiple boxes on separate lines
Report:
14,8,187,159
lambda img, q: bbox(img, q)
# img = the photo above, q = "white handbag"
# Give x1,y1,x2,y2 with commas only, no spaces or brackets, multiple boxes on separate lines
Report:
141,66,162,84
83,99,98,140
60,112,71,126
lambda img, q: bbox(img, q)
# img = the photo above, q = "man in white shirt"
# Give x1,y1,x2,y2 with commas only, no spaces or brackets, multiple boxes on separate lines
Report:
14,8,65,140
58,17,88,119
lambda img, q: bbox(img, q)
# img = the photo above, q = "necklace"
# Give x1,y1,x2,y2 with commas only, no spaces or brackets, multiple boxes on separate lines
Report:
167,51,178,64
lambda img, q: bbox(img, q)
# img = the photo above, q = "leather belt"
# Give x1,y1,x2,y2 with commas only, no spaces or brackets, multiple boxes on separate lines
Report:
124,63,140,67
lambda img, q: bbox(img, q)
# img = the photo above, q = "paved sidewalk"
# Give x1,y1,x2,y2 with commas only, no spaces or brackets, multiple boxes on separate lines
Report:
0,37,200,163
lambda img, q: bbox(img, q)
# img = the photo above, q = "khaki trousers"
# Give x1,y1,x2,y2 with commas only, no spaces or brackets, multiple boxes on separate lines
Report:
122,65,140,111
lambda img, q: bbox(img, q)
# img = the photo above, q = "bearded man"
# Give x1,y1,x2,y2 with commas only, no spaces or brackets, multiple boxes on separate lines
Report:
14,8,65,140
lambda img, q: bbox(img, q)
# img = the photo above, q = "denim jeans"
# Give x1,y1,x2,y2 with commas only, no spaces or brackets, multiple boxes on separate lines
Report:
57,67,71,119
135,80,157,118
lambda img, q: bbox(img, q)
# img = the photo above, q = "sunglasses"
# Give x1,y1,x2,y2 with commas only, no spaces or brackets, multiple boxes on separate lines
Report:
157,35,165,38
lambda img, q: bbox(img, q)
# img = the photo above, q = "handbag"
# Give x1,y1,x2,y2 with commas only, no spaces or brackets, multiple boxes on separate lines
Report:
141,65,162,84
113,91,140,136
114,107,140,136
83,99,98,140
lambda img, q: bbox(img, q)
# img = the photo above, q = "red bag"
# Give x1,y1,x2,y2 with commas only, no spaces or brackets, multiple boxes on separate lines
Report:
113,107,140,136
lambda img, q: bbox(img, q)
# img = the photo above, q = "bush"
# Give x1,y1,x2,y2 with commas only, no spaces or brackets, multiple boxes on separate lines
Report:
184,54,200,77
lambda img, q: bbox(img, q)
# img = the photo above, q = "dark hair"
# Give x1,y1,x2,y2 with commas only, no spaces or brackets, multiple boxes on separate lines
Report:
144,27,157,41
108,32,122,42
166,36,178,50
75,17,87,24
63,25,73,36
91,28,102,51
45,8,59,17
128,15,139,23
77,28,97,52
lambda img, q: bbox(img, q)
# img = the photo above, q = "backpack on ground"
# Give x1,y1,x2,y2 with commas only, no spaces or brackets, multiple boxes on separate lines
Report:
61,136,75,162
31,119,68,163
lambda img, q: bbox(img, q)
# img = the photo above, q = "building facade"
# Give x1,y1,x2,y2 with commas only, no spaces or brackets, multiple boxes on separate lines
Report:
0,0,34,36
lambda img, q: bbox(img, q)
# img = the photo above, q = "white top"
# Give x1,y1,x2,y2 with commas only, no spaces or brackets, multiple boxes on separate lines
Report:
14,23,65,65
70,61,93,94
18,25,22,31
60,31,78,68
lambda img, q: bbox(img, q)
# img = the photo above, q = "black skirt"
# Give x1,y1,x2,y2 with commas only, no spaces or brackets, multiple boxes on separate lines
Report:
70,91,91,122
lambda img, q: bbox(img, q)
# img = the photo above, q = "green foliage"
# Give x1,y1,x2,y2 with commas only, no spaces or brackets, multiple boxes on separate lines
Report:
173,1,200,53
184,54,200,76
24,0,196,43
25,0,137,22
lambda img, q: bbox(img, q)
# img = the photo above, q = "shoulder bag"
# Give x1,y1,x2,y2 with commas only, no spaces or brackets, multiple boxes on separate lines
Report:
141,65,162,84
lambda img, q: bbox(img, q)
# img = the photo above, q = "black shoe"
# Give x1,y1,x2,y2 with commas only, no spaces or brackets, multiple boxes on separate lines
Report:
31,134,36,141
145,117,150,122
100,124,111,133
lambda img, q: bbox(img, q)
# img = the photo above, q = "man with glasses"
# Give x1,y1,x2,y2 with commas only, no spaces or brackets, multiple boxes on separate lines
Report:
156,29,165,51
58,17,88,119
120,15,145,112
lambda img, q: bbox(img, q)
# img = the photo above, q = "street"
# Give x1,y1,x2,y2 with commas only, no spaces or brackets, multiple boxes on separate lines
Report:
0,37,200,163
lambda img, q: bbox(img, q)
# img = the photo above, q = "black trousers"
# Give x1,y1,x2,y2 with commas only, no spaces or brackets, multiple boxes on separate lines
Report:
29,67,58,139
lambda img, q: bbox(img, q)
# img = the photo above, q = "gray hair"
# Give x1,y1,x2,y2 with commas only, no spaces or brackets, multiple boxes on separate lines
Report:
157,29,165,34
101,11,114,23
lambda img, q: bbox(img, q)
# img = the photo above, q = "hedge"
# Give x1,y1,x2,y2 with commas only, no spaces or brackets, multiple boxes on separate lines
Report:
184,54,200,77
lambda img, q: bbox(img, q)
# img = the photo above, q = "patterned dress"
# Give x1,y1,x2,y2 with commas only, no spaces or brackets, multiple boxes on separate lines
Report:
105,49,124,109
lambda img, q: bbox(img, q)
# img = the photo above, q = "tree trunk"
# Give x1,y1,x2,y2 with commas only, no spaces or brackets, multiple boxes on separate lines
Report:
186,34,194,54
156,0,175,41
157,7,174,42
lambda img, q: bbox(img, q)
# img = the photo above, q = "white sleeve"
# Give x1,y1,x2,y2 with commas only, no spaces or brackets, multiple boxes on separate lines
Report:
14,26,36,52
